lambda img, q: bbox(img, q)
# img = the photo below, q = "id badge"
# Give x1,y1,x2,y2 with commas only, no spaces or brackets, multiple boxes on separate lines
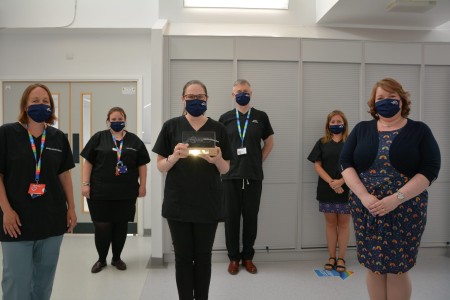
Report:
237,147,247,156
28,183,46,197
115,161,128,176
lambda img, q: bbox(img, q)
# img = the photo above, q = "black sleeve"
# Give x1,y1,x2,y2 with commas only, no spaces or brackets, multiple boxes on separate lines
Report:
339,122,360,172
136,139,151,166
58,132,75,174
418,123,441,185
152,121,172,158
80,132,101,164
0,125,6,174
218,123,232,161
307,139,322,163
261,111,274,141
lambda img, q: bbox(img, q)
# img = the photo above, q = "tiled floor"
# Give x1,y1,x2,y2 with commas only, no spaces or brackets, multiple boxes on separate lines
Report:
0,235,449,300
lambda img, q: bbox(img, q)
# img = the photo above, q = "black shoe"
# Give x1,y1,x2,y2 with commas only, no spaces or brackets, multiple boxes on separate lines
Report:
111,259,127,270
91,261,107,273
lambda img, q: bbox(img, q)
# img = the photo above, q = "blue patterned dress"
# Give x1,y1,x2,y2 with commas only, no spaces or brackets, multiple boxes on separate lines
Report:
349,129,428,274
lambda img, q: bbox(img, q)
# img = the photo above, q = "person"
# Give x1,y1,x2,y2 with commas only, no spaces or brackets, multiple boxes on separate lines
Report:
153,80,231,300
340,78,441,300
219,79,274,275
307,110,351,272
80,107,150,273
0,83,77,300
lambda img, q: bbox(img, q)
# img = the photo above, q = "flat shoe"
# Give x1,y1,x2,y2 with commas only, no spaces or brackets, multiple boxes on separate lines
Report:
228,260,240,275
242,260,257,274
111,259,127,270
91,261,107,273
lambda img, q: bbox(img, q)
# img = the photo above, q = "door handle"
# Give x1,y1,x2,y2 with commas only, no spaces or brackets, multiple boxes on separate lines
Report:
72,133,80,164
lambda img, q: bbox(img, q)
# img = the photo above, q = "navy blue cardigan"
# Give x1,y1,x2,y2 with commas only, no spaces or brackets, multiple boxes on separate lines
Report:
340,119,440,185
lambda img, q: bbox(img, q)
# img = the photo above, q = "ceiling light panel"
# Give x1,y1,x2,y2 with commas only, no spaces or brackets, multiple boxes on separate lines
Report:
184,0,289,10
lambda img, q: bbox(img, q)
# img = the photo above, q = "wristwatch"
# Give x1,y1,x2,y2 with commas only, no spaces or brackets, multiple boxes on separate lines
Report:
396,191,405,202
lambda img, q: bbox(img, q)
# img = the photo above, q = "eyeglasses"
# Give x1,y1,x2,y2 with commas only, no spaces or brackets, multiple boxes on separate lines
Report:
184,94,207,100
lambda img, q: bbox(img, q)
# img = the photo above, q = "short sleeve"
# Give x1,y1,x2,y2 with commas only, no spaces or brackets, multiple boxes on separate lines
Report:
152,121,172,158
218,123,232,161
136,139,151,166
307,139,322,163
0,125,6,174
261,112,274,141
80,132,101,164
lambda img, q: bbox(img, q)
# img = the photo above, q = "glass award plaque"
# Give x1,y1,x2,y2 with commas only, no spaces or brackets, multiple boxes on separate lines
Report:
182,131,218,156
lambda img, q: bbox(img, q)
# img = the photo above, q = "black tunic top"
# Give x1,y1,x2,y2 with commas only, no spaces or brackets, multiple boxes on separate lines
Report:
0,122,74,241
219,107,274,180
80,130,150,201
152,116,232,223
307,138,349,203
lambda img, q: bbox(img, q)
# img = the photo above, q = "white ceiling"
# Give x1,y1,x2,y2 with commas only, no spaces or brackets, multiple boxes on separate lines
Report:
316,0,450,30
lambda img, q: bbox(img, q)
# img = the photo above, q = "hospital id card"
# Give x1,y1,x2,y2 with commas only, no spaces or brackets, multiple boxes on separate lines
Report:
237,147,247,156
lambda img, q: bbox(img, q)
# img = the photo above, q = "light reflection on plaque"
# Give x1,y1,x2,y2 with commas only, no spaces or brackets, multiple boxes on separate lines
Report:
182,131,218,156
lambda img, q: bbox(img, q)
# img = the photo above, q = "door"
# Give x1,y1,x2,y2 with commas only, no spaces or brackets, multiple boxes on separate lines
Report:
2,81,138,233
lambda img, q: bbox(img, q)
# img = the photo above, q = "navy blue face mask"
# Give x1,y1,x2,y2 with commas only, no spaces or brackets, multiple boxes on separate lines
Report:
375,98,400,118
329,124,345,134
110,121,126,132
235,92,251,106
27,104,52,123
185,100,207,117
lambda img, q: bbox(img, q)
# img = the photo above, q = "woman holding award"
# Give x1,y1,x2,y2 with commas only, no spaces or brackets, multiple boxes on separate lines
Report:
81,106,150,273
153,80,232,300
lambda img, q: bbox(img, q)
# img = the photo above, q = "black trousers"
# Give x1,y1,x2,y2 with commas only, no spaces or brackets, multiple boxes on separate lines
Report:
167,220,218,300
224,179,262,261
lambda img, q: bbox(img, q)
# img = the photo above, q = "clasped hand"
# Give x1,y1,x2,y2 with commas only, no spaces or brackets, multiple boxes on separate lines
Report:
329,179,344,194
362,194,400,217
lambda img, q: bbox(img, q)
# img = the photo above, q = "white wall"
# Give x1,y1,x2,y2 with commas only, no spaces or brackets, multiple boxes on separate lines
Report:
0,28,153,229
0,0,158,28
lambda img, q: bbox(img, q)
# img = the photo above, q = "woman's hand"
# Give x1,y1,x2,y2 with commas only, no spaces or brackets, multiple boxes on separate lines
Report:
369,195,400,217
171,143,189,163
334,186,345,194
66,208,77,233
199,147,230,174
329,179,342,190
138,184,147,197
199,146,222,164
82,185,90,198
360,194,379,212
2,208,21,238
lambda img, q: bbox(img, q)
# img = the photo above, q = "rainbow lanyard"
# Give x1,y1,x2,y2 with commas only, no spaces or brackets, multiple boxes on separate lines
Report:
27,126,46,183
235,108,251,147
111,134,124,164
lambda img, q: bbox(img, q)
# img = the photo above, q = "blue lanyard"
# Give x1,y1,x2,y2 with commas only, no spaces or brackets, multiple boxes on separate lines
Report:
235,108,251,147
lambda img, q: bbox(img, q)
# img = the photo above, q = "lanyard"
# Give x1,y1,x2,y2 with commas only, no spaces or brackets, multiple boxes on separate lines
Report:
235,108,251,147
27,126,46,183
111,133,124,163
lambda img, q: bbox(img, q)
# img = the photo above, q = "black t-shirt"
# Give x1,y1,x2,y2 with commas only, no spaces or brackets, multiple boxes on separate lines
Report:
0,122,75,241
307,138,349,203
152,116,232,223
80,130,150,201
219,107,274,180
